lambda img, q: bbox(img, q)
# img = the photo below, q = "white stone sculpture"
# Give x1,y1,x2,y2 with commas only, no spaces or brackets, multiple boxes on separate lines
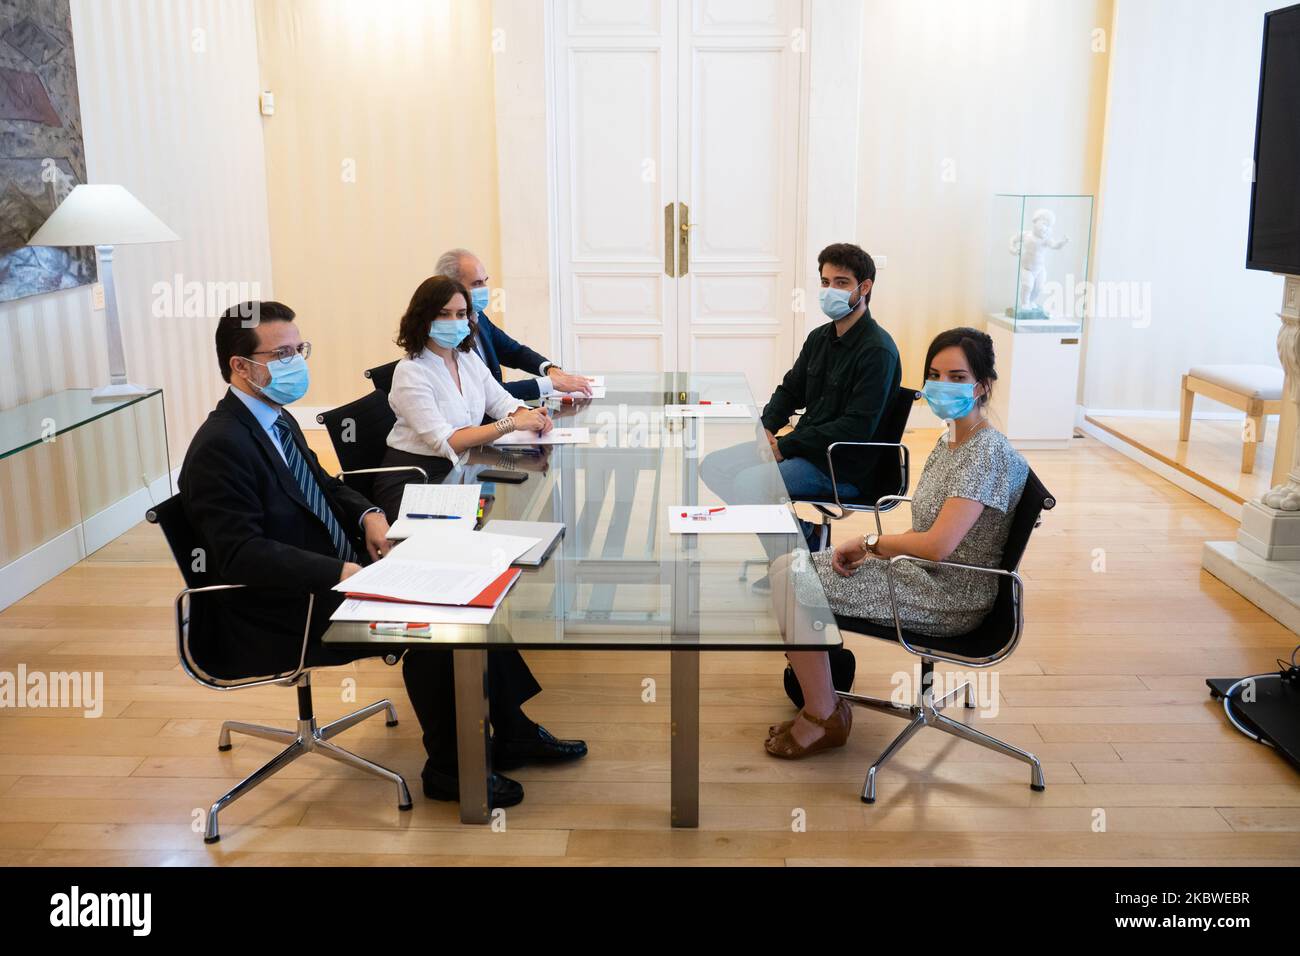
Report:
1009,208,1069,317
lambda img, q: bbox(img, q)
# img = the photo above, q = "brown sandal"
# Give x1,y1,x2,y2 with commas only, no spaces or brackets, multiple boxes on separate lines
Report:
764,699,852,759
768,716,796,740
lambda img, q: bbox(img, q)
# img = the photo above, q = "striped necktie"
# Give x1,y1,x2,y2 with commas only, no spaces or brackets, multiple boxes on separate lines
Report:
272,416,357,563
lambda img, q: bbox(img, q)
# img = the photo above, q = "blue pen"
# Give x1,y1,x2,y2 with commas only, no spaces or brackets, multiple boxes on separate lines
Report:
407,514,462,520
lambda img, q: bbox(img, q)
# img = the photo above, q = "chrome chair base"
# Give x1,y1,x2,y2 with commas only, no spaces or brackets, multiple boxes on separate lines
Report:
207,698,412,843
839,678,1045,804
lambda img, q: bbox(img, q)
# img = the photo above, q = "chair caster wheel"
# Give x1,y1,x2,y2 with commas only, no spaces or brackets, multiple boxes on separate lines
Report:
1030,783,1045,792
217,744,232,752
204,835,220,844
386,719,399,727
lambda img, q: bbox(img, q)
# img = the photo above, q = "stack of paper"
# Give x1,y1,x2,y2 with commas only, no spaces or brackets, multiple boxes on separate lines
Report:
331,571,520,625
387,483,481,540
329,525,541,623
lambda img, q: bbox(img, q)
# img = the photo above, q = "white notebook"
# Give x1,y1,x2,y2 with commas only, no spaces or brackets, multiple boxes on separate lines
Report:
387,483,480,540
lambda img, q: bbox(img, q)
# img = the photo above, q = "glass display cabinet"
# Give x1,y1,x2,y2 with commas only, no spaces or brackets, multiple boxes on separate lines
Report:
985,193,1094,332
982,194,1094,448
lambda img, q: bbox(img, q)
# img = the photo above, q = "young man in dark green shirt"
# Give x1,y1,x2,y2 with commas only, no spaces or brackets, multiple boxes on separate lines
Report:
700,243,901,576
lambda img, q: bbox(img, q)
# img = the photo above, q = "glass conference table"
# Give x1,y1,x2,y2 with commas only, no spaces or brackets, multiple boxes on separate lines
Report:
323,372,841,826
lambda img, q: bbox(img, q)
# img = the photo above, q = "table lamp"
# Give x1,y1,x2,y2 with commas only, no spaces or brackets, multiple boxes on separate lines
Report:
27,184,180,402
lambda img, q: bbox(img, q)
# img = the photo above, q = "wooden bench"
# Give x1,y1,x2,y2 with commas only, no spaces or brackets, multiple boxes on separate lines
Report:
1179,365,1284,473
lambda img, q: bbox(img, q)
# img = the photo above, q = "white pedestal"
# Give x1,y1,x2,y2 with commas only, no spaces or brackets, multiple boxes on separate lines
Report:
984,313,1083,449
1200,277,1300,635
1202,539,1300,634
1238,499,1300,561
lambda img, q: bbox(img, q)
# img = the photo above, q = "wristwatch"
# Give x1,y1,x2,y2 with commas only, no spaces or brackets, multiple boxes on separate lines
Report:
862,533,881,556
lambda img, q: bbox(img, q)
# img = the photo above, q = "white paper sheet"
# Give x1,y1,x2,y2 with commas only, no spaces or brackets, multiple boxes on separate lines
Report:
492,426,590,446
663,404,753,419
551,385,607,400
331,559,500,606
334,527,538,605
668,504,799,535
330,598,495,625
391,526,541,567
387,483,481,539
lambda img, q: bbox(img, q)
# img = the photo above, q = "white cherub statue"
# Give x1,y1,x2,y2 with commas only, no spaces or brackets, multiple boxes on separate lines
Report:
1009,208,1069,317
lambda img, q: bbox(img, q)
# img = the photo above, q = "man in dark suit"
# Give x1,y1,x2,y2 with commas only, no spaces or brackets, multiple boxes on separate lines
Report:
435,248,595,401
180,301,586,809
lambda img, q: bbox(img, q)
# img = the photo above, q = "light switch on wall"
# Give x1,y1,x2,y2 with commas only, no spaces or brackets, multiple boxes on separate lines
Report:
259,91,275,116
875,255,887,269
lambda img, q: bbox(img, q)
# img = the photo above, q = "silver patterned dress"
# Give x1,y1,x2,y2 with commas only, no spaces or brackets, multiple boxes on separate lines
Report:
796,425,1029,637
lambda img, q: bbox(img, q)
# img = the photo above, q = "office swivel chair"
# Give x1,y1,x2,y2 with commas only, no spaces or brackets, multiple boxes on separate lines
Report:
146,495,413,843
316,390,426,498
797,385,921,550
833,468,1056,803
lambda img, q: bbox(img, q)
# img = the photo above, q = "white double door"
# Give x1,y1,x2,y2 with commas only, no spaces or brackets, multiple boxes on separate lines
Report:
550,0,807,401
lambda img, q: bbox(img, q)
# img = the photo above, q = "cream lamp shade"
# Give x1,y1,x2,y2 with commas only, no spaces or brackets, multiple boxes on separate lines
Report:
27,184,179,402
27,184,179,247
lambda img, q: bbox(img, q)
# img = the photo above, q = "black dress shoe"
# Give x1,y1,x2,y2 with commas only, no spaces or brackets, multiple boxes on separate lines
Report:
493,724,588,771
422,766,524,808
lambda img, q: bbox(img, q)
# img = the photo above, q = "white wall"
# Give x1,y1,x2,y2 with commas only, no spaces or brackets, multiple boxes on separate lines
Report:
1082,0,1284,414
854,0,1112,390
852,0,1107,390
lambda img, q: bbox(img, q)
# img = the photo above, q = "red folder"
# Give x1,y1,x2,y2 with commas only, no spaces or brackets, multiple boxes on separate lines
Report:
347,568,521,608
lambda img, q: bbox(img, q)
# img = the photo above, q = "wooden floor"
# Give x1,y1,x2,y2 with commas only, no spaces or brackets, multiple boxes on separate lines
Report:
1088,414,1279,504
1,430,1298,866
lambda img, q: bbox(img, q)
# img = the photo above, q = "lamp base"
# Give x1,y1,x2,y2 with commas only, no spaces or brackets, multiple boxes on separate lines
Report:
91,381,153,403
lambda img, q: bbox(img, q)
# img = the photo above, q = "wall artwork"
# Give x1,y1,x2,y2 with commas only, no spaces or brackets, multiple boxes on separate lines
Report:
0,0,93,303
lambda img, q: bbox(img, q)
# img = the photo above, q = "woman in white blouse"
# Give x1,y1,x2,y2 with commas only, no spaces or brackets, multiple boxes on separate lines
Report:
373,276,553,519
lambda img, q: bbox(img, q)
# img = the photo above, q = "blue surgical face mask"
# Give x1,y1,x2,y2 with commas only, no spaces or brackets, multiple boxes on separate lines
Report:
819,283,862,321
429,318,471,349
248,354,310,406
469,286,490,314
923,380,979,420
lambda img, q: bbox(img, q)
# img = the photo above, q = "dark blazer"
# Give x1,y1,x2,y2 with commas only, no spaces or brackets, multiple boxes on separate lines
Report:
472,310,550,401
179,390,376,679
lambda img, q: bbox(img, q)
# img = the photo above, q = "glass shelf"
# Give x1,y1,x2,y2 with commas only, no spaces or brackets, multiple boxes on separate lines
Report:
0,388,164,461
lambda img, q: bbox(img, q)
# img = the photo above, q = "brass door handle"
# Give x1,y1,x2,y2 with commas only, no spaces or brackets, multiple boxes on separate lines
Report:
678,202,691,276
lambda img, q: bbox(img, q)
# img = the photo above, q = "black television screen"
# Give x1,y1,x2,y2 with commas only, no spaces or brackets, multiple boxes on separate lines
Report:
1248,3,1300,274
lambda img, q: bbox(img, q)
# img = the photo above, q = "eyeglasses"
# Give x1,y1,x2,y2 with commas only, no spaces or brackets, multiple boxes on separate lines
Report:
249,342,312,364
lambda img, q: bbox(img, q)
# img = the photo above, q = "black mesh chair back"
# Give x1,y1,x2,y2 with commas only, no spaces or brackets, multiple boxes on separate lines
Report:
315,391,396,500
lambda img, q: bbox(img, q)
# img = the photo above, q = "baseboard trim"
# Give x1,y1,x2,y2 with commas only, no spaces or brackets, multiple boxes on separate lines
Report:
1085,407,1277,422
0,468,179,611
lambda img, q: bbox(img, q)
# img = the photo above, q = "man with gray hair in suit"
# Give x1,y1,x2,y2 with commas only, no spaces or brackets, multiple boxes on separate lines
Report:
435,247,595,400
